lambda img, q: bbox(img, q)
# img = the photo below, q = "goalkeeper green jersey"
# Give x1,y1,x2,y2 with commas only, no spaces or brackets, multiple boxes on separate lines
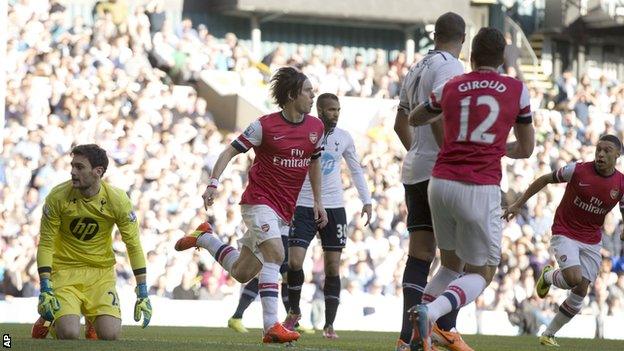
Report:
37,180,146,274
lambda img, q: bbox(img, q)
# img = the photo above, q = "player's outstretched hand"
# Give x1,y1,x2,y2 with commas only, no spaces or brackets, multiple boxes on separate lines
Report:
134,283,152,328
501,202,521,222
314,203,328,229
37,278,60,322
361,204,372,226
202,184,217,210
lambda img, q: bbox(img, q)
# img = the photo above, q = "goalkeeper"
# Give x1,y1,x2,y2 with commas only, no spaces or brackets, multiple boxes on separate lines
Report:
32,144,151,340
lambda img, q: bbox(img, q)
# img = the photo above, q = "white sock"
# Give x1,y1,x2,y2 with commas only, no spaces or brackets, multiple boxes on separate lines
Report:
427,273,486,323
198,235,240,273
258,262,281,331
197,234,224,255
544,292,584,336
545,269,571,289
422,266,461,303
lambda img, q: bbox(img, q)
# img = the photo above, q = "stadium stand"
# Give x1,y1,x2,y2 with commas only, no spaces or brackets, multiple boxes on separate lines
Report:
2,0,624,339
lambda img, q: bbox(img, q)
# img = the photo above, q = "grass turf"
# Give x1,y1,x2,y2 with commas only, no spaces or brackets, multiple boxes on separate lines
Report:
1,323,623,350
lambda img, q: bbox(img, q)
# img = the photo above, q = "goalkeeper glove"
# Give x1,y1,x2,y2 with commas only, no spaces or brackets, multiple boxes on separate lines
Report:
134,283,152,328
38,278,60,322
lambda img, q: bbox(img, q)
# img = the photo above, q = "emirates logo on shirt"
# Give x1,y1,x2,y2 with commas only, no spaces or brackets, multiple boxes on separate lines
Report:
309,132,318,144
610,189,619,199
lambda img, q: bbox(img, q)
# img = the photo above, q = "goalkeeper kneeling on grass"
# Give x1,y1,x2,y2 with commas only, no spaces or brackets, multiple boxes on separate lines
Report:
32,144,152,340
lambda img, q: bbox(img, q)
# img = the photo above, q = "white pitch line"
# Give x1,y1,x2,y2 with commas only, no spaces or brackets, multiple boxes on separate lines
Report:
198,340,341,351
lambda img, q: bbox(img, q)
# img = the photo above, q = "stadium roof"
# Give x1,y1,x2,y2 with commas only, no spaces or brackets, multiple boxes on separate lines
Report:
567,6,624,44
200,0,471,27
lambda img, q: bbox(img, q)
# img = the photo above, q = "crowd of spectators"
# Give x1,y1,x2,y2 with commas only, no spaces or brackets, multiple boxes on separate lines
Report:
2,0,624,336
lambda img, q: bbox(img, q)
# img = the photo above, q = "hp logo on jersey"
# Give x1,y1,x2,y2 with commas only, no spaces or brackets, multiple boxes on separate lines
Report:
70,217,100,241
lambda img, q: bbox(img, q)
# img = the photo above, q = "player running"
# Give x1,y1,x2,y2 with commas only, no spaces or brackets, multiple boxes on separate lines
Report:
394,12,474,351
284,93,373,339
175,66,327,344
32,144,151,340
408,27,535,351
227,236,293,334
503,134,624,347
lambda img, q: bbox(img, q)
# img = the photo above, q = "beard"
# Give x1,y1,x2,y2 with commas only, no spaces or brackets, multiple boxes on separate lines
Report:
321,115,337,132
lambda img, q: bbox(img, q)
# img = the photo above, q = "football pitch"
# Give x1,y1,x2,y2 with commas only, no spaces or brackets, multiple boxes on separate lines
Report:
2,323,623,351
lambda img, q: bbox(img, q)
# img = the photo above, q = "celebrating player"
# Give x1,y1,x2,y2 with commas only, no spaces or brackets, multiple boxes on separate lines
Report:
408,27,535,351
32,144,151,340
503,134,624,347
175,66,327,344
393,12,473,351
284,93,373,339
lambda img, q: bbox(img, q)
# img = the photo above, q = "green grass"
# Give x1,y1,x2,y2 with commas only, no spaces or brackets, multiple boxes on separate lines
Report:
1,323,623,351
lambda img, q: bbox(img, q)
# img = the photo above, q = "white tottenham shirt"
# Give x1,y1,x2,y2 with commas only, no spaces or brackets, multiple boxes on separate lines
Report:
297,128,372,209
398,50,464,185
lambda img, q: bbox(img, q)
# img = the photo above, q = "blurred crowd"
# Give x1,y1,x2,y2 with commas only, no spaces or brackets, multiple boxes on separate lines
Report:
2,0,624,336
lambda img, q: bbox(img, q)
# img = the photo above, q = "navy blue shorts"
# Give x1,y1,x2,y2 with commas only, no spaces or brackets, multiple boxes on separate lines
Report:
404,180,433,232
288,206,347,252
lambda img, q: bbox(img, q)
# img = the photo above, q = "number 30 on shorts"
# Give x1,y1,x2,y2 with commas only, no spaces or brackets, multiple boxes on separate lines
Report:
336,224,347,240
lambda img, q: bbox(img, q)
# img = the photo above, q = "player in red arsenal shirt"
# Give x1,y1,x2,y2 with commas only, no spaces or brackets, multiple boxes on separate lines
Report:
407,27,535,351
503,134,624,347
175,66,327,344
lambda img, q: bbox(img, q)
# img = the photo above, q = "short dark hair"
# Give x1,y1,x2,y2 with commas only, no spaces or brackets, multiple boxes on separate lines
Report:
71,144,109,174
470,27,506,69
270,66,308,108
434,12,466,44
599,134,622,152
316,93,339,109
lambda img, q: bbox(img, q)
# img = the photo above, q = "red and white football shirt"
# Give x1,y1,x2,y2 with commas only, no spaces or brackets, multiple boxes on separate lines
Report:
232,112,324,222
428,70,532,185
552,162,624,244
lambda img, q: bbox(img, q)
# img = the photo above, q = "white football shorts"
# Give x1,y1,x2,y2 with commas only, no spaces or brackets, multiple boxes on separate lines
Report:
428,177,502,266
550,234,601,282
239,204,289,261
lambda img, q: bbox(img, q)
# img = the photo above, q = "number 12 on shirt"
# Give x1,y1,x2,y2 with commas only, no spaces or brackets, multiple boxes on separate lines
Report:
457,95,499,144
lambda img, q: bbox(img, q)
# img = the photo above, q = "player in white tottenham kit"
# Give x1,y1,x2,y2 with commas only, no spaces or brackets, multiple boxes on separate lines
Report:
393,12,473,351
284,93,372,339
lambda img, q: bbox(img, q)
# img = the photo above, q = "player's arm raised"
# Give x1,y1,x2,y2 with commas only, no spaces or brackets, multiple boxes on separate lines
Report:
36,199,61,321
502,173,554,221
343,134,372,226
